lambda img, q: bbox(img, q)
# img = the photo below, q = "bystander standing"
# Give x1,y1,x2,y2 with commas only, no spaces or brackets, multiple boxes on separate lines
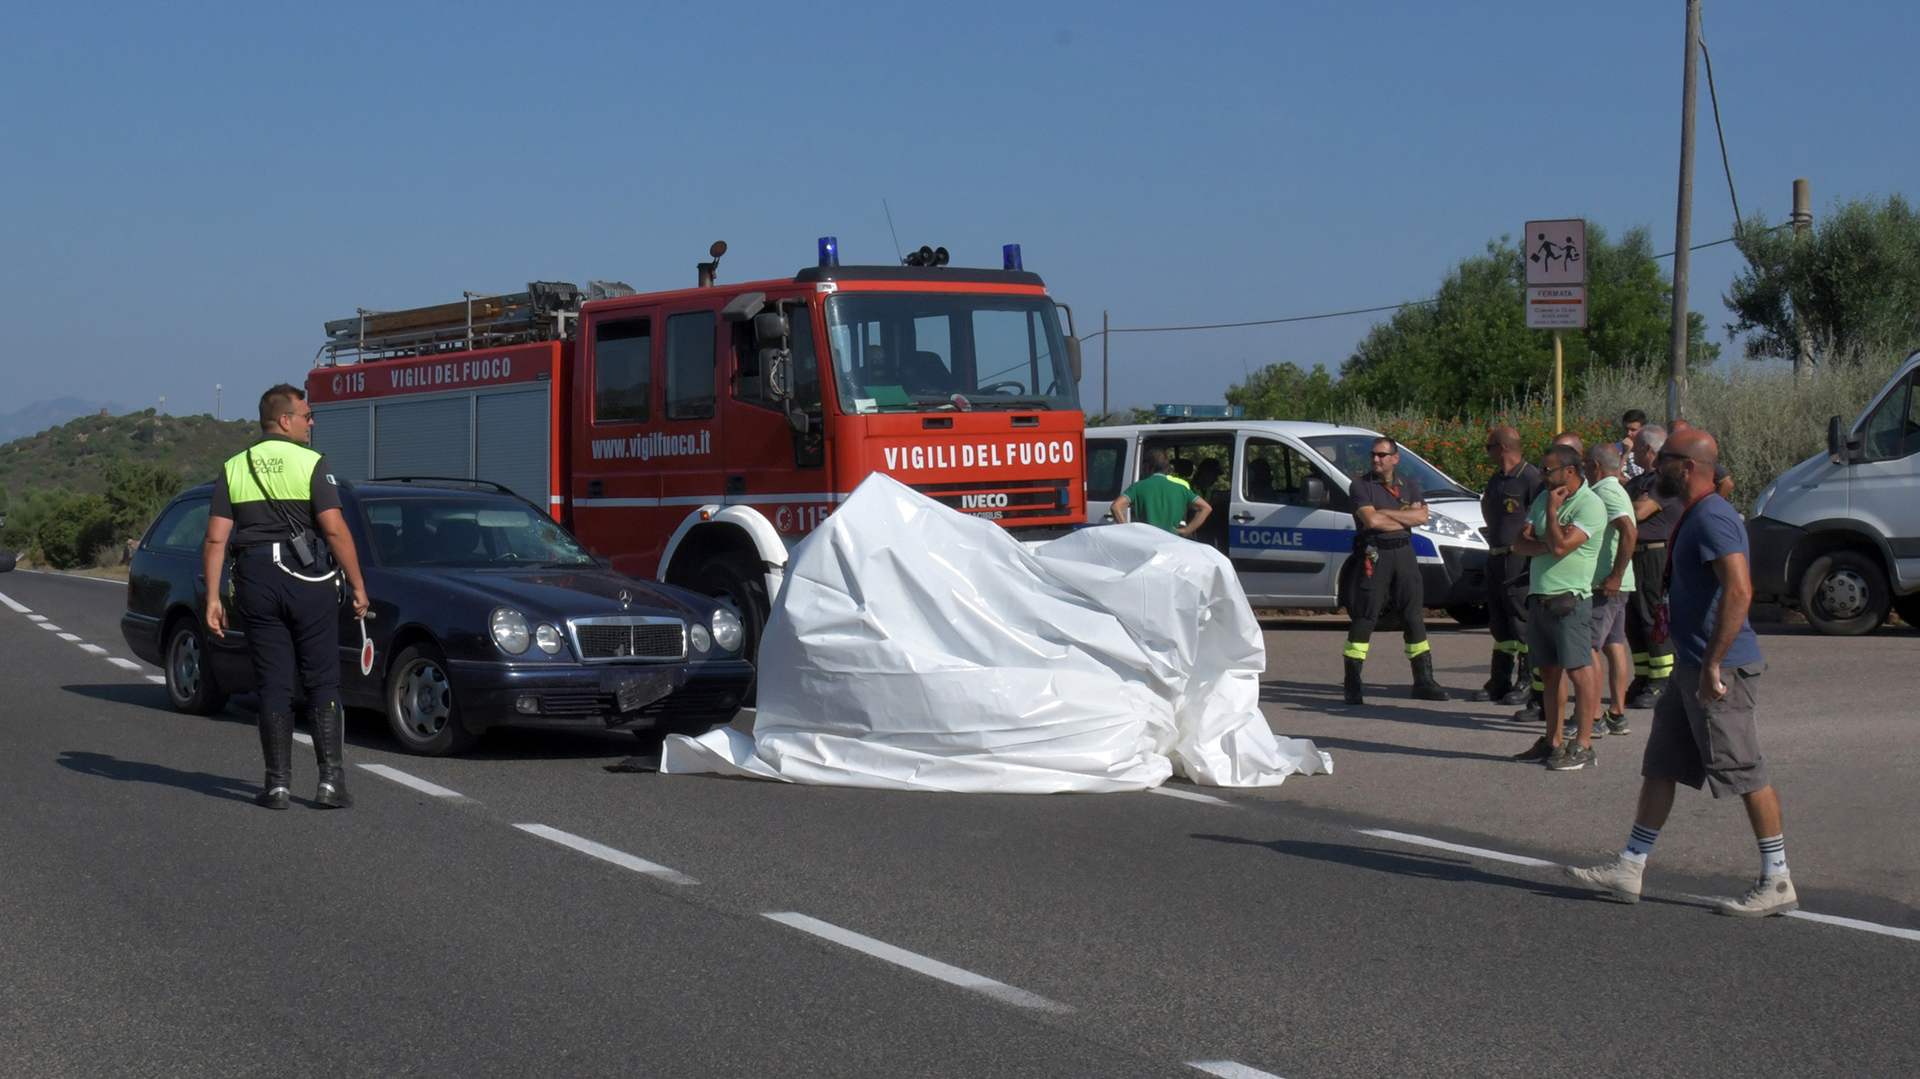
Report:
1509,443,1606,771
1584,443,1638,737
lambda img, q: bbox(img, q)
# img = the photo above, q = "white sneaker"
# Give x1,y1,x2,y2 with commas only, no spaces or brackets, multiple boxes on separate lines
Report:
1715,872,1799,918
1564,857,1644,904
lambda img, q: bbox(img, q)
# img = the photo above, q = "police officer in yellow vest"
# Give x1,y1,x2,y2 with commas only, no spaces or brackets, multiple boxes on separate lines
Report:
203,384,370,810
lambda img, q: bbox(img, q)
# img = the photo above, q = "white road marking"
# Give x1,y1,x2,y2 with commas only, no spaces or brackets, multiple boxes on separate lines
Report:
762,911,1070,1013
38,623,62,631
28,614,47,621
293,731,313,746
146,675,166,684
58,632,82,641
1190,1062,1287,1079
1785,910,1920,943
360,762,465,799
1358,828,1558,868
17,568,124,584
1151,786,1234,806
78,643,108,655
107,657,142,670
514,823,697,885
0,591,29,613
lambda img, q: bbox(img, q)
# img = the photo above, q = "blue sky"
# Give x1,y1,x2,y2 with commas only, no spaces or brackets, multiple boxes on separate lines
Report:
3,1,1913,418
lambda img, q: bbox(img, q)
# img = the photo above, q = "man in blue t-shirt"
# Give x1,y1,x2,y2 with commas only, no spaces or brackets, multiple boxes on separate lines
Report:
1566,428,1797,917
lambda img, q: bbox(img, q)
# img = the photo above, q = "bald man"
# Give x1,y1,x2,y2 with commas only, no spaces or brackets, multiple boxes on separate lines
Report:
1474,426,1544,706
1669,420,1736,500
1567,428,1797,916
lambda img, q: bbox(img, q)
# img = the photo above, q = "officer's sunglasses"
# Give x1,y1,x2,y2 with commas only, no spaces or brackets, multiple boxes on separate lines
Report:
285,410,315,423
1370,450,1395,458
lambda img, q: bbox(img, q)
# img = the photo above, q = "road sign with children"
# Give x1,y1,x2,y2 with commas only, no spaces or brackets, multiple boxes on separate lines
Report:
1524,219,1587,286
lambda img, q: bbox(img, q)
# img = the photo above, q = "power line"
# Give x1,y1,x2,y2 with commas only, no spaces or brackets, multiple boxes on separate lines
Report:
1698,36,1743,231
1078,299,1438,340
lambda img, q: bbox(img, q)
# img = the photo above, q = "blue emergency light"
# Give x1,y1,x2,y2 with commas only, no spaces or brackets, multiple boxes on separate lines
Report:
818,236,839,267
1003,244,1022,271
1155,403,1246,421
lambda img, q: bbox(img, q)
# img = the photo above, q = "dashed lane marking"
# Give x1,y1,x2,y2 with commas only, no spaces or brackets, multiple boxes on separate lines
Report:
145,675,166,685
1189,1062,1287,1079
762,911,1071,1013
0,591,29,613
1151,786,1234,806
28,615,48,622
58,632,82,641
361,762,462,799
38,623,62,632
513,823,697,885
1358,828,1558,868
1785,910,1920,943
108,657,142,670
78,643,109,655
293,731,313,746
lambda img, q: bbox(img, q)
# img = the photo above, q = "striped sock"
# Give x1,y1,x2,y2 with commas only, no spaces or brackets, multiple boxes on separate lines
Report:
1758,834,1788,876
1621,823,1660,864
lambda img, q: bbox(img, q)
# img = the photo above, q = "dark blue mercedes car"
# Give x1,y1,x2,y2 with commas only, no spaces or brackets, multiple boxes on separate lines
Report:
122,479,755,755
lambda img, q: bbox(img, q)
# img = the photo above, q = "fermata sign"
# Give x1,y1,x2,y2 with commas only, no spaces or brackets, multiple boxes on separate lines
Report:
1526,285,1588,329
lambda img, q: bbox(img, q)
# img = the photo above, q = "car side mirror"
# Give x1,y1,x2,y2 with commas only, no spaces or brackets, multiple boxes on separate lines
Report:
1827,415,1845,464
1302,476,1328,508
1065,335,1083,382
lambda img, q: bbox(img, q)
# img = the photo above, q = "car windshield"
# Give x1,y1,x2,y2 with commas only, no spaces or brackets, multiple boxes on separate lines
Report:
823,293,1080,413
1303,434,1476,501
360,497,596,568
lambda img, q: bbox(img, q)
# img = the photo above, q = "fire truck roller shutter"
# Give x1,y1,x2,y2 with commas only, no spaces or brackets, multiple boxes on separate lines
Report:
375,397,471,480
475,389,549,505
309,403,371,482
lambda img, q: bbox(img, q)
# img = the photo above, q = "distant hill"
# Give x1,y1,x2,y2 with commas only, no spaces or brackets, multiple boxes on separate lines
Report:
0,397,126,443
0,410,259,502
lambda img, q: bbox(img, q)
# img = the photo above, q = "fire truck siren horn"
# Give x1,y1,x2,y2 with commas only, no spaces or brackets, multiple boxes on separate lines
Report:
818,237,839,267
1003,244,1022,271
903,245,949,268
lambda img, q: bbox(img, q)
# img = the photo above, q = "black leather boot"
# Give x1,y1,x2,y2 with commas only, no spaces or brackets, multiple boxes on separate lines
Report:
1343,656,1365,705
1410,653,1451,701
312,702,353,809
1470,650,1514,702
1513,688,1544,723
256,710,294,810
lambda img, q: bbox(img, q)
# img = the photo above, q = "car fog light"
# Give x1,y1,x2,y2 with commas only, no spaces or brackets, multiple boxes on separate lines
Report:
690,623,712,653
491,608,532,654
711,607,744,652
515,695,541,714
535,622,564,654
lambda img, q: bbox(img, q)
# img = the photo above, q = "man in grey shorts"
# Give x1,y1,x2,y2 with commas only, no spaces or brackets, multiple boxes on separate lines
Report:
1566,428,1797,917
1509,443,1606,771
1584,444,1637,736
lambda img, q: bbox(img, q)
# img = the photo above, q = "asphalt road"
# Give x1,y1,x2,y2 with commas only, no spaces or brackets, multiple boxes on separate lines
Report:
2,567,1915,1078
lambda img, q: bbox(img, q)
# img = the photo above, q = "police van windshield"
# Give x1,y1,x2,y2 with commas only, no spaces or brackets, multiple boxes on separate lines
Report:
823,293,1080,413
1303,435,1476,501
361,497,596,568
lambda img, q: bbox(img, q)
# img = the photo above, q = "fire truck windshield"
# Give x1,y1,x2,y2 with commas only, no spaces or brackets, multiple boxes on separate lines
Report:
823,293,1080,413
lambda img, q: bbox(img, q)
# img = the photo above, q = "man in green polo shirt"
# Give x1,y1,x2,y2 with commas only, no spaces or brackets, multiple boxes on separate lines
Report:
1111,447,1211,536
1585,443,1638,737
1510,443,1607,771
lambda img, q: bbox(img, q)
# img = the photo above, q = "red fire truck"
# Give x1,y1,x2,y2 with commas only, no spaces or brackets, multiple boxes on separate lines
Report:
306,240,1088,659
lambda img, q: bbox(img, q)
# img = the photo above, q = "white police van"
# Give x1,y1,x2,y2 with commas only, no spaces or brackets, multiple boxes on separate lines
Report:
1748,348,1920,635
1083,409,1491,620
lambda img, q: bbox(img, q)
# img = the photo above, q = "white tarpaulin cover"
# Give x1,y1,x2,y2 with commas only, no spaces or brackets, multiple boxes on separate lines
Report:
661,474,1331,792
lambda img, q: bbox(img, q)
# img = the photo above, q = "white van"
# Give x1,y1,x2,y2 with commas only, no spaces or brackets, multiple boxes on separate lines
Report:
1748,349,1920,635
1082,419,1492,620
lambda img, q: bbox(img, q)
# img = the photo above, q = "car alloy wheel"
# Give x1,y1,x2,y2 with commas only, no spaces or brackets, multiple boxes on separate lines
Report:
384,643,476,756
165,620,229,715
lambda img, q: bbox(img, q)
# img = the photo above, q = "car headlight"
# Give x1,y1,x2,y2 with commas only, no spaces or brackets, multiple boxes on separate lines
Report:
1420,511,1475,539
534,622,564,655
689,623,712,652
710,607,744,652
490,607,531,654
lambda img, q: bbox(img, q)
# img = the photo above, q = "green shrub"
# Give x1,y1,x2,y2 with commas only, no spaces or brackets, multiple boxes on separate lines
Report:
34,494,115,569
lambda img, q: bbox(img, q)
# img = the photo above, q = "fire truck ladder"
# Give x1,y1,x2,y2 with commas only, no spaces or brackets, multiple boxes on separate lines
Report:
317,280,632,365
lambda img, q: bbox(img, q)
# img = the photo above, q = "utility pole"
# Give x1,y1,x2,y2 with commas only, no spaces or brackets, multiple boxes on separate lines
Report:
1101,309,1110,420
1667,0,1701,427
215,383,222,420
1791,177,1814,376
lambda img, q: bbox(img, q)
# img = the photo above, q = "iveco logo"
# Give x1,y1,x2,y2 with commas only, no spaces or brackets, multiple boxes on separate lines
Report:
960,493,1010,509
617,589,633,607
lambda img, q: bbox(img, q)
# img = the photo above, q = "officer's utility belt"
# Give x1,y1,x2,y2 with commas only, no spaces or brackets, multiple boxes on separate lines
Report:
1362,534,1411,551
1637,540,1668,551
236,541,339,584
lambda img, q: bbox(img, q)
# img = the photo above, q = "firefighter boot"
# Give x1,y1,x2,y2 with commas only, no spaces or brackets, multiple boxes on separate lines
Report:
1411,653,1451,701
1629,679,1668,710
312,702,353,809
1343,657,1365,705
1470,650,1515,702
1513,688,1545,723
255,710,294,810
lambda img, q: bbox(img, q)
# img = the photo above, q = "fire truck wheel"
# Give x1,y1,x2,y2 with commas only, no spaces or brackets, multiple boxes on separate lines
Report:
385,643,478,756
691,552,769,665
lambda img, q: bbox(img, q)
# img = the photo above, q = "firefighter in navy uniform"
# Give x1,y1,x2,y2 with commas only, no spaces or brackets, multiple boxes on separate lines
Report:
1343,438,1450,705
1472,425,1546,709
203,384,370,810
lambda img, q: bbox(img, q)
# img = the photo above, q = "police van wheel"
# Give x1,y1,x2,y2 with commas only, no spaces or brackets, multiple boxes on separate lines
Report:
165,619,230,716
1799,551,1890,636
386,643,477,756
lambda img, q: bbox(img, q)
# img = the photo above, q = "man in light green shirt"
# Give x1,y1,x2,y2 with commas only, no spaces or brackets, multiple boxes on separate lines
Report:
1585,443,1639,736
1511,443,1607,771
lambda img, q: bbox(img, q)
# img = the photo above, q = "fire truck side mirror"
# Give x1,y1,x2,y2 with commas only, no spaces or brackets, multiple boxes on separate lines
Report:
1065,335,1083,383
753,310,790,346
721,291,766,324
